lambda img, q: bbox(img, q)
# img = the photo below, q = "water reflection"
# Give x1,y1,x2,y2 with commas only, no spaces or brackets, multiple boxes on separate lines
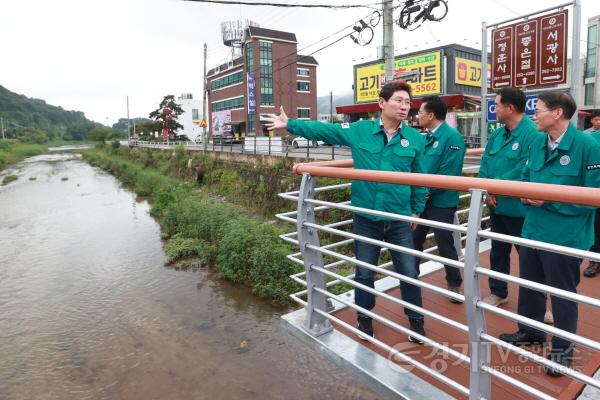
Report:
0,152,378,400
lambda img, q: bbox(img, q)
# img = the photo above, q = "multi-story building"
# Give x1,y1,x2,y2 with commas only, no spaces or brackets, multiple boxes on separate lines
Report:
176,93,202,141
207,26,318,141
583,15,600,114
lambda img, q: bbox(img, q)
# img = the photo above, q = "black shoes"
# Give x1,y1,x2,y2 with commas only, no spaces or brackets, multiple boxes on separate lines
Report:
357,316,374,340
498,330,545,346
408,318,426,344
544,350,571,377
448,286,463,304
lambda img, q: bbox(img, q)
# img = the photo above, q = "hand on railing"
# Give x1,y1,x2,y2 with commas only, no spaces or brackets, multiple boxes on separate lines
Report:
522,198,545,206
484,194,497,207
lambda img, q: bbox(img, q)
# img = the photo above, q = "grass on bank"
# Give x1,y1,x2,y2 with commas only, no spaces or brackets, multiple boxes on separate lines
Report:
82,147,302,305
0,140,47,171
2,174,18,185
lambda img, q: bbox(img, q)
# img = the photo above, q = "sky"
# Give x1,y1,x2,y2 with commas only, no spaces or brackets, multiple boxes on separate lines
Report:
1,0,600,125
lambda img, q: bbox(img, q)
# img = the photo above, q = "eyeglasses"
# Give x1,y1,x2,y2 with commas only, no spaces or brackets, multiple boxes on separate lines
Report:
534,108,552,115
417,110,431,115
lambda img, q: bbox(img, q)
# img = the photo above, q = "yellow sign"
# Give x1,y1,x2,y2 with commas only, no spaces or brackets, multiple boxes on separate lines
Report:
199,119,207,128
354,51,442,103
454,57,491,88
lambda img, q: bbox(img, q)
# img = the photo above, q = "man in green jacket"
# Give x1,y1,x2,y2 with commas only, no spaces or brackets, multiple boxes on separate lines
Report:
583,116,600,277
499,91,600,376
479,88,542,307
412,95,465,301
262,81,428,344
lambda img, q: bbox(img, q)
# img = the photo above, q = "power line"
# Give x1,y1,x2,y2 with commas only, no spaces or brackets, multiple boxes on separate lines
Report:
183,0,380,9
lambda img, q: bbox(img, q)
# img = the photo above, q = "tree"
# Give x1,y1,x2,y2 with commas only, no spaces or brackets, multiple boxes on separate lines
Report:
149,95,184,138
65,121,95,141
18,127,49,144
88,127,115,143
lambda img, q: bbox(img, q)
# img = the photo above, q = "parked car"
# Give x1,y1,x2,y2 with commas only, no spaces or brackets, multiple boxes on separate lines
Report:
291,137,325,148
173,134,190,142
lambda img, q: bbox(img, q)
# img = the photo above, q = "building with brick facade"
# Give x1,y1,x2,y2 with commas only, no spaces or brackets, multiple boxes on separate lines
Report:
207,26,318,141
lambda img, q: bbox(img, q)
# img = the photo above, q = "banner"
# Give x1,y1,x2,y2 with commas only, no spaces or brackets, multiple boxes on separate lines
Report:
354,51,442,103
211,110,232,137
455,57,490,88
247,72,256,114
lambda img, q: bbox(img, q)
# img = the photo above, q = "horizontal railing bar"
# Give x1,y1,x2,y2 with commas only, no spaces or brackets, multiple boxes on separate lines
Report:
290,237,355,259
279,193,299,202
303,199,468,235
480,364,555,400
476,267,600,309
481,333,600,390
305,223,464,270
291,258,348,279
277,215,297,224
287,255,304,266
276,201,351,218
478,230,600,262
292,167,600,208
290,293,307,306
314,182,352,193
308,244,464,303
477,301,600,351
313,266,469,333
312,288,471,395
280,235,299,245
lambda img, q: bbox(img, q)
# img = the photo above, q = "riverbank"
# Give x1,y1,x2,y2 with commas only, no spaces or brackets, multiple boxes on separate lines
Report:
82,146,303,305
0,140,47,171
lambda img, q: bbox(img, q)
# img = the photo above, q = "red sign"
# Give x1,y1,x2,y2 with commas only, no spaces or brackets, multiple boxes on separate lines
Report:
514,20,538,87
539,11,568,85
491,26,513,89
491,9,568,89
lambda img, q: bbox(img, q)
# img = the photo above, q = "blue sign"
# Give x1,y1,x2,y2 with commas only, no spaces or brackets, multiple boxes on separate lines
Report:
486,95,538,122
247,72,256,114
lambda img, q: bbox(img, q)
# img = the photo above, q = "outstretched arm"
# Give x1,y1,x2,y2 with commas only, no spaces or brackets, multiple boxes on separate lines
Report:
260,106,289,130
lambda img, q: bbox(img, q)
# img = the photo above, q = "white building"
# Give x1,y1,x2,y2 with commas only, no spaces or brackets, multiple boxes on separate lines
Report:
177,93,203,141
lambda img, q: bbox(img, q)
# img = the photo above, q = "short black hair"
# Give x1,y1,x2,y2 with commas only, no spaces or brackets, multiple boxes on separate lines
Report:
421,95,448,120
379,80,412,101
496,88,526,113
537,91,577,120
590,110,600,119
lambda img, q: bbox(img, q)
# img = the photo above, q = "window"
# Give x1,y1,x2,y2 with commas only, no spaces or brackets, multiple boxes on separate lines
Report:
192,109,199,120
259,41,273,106
586,25,597,78
247,112,256,134
246,42,254,70
297,108,310,119
212,96,244,112
297,81,310,92
297,68,310,76
585,83,595,105
210,71,243,91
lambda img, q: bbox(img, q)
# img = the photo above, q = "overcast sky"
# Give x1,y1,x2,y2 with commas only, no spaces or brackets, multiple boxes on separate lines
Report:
1,0,600,125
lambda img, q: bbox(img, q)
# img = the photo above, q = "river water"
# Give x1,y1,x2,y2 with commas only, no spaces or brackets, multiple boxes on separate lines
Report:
0,152,378,400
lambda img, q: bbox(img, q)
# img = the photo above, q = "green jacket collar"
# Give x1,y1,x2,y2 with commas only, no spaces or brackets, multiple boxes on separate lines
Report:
373,118,410,145
489,116,532,155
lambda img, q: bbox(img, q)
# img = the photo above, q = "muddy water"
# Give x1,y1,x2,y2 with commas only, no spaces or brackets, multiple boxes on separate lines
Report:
0,153,378,400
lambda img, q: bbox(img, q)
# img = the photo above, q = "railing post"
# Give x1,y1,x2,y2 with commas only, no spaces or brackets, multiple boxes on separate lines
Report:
464,189,491,400
453,211,463,261
297,173,332,336
331,145,335,160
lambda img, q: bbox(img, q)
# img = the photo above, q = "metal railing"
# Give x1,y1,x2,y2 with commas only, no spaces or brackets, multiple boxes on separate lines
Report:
276,157,600,400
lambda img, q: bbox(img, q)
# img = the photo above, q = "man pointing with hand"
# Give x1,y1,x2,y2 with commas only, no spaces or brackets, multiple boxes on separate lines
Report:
262,81,428,344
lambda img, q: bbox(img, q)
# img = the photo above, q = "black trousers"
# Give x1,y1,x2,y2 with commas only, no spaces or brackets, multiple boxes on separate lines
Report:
591,209,600,253
412,204,462,287
517,246,581,356
489,213,524,298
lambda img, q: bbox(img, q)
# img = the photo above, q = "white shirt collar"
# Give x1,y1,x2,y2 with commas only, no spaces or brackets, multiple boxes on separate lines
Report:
547,128,567,151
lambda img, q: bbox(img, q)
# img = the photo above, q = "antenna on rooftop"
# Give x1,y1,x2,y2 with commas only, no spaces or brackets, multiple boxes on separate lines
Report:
221,20,259,60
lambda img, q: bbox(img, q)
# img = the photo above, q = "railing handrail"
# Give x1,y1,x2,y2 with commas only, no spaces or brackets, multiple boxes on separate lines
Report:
293,162,600,208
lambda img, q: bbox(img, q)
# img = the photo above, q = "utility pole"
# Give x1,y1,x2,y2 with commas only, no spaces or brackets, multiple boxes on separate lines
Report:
382,0,395,83
0,117,5,140
126,96,131,141
133,119,136,139
202,43,208,151
329,91,333,122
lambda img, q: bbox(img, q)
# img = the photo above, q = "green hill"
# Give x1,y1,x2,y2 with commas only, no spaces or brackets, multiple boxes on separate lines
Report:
0,84,97,140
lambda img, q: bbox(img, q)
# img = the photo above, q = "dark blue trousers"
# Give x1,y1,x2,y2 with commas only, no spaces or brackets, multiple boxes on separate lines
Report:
489,213,525,298
353,213,424,320
412,204,462,287
517,246,581,356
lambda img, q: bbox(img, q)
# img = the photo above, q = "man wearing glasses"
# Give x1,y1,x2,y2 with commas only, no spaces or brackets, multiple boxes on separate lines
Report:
499,91,600,376
262,81,428,344
479,88,542,308
412,95,465,302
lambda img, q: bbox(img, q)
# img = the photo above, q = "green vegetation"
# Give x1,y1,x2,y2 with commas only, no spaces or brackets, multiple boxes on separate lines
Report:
83,147,302,305
61,177,68,181
2,174,18,185
0,140,46,171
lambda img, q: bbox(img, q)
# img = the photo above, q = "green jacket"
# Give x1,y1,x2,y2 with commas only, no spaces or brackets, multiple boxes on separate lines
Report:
591,131,600,144
287,118,427,220
479,116,542,217
521,124,600,250
421,121,466,208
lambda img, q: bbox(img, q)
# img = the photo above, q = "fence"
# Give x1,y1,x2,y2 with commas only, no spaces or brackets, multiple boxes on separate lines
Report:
276,156,600,400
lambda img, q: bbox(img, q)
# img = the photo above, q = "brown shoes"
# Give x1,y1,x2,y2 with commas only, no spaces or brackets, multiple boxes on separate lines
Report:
584,261,600,278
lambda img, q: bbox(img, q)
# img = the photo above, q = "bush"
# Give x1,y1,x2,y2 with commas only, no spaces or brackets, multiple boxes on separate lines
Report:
2,174,18,185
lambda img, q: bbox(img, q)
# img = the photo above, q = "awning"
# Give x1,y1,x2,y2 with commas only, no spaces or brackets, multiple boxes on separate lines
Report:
224,121,245,125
